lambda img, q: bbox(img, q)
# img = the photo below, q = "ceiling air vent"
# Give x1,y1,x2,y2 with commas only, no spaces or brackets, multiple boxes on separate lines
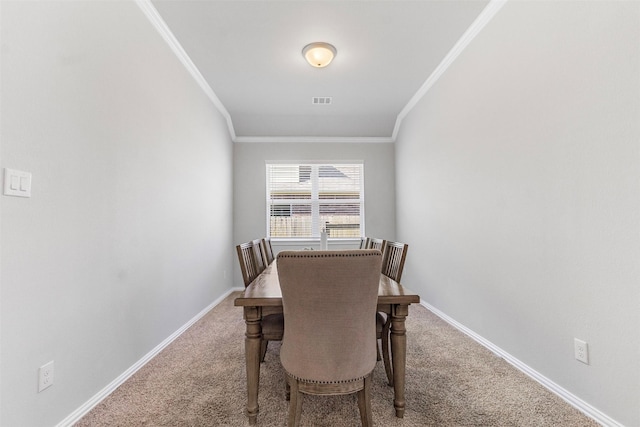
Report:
312,97,332,105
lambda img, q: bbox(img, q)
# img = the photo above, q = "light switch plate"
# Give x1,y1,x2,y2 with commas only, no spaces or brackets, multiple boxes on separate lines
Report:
3,168,31,197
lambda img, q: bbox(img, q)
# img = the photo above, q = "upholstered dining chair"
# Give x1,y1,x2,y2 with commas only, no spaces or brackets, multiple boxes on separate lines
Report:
277,250,382,427
262,238,275,265
236,241,284,362
376,240,409,385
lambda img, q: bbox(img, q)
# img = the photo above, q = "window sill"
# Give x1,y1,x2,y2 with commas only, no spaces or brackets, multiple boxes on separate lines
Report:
270,238,362,251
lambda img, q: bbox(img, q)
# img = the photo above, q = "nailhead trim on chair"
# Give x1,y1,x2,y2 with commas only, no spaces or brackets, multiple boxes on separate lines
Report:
285,371,369,384
278,252,380,259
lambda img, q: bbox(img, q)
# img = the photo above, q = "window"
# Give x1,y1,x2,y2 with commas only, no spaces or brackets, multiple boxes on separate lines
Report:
266,162,364,239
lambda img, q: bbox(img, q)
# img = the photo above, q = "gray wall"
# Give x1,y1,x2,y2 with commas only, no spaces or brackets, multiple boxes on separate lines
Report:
0,1,234,425
395,1,639,425
233,142,395,285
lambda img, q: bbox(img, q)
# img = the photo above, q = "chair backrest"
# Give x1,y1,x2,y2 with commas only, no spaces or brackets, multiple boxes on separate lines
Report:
359,237,368,249
381,241,408,282
277,250,382,383
252,239,267,273
262,238,274,264
236,242,260,287
366,238,386,251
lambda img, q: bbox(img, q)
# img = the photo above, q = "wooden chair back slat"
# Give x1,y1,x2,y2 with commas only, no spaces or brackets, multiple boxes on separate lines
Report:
262,238,275,264
366,238,386,252
252,239,267,273
381,241,408,283
236,242,260,287
359,237,368,249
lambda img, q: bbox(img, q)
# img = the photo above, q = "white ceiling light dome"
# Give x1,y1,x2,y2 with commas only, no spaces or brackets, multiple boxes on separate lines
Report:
302,42,337,68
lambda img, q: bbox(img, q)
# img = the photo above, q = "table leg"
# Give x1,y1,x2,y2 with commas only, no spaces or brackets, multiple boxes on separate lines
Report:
390,304,409,418
243,306,262,425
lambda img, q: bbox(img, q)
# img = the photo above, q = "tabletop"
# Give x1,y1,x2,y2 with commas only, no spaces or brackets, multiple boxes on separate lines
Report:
234,260,420,307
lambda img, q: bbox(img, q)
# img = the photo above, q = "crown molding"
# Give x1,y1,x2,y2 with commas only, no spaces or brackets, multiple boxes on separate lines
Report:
137,0,505,144
233,136,394,144
135,0,237,141
392,0,507,141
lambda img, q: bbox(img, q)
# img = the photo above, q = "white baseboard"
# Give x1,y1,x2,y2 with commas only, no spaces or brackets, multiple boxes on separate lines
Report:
57,292,622,426
420,300,623,427
56,287,243,427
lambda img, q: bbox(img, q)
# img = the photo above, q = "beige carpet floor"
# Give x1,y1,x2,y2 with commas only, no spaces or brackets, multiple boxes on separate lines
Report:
76,292,598,426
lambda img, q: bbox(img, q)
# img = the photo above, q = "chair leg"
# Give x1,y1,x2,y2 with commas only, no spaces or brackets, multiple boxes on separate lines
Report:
288,379,302,427
381,317,393,386
376,341,381,361
285,374,291,401
260,339,268,362
357,375,373,427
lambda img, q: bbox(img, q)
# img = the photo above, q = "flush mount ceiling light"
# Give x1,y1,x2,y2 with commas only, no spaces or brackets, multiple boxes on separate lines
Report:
302,42,337,68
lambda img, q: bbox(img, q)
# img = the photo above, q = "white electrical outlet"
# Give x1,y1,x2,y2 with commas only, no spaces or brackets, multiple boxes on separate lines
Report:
38,361,54,392
574,339,589,364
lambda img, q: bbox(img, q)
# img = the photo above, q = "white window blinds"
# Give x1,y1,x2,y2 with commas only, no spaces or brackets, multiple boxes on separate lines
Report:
266,163,364,238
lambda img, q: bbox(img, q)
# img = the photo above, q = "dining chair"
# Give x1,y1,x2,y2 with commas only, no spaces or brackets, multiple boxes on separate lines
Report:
377,240,409,385
236,241,284,361
362,238,393,383
366,237,386,251
262,237,275,265
358,237,368,249
277,250,382,427
252,238,268,273
381,240,409,283
236,242,261,286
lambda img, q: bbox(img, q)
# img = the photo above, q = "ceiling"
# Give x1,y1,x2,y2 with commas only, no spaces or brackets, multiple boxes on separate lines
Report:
148,0,491,142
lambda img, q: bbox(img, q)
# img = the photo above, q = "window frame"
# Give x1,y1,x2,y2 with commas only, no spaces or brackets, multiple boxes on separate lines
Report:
265,161,365,241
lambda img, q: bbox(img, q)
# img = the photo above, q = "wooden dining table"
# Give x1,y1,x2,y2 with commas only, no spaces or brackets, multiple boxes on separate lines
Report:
234,258,421,425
